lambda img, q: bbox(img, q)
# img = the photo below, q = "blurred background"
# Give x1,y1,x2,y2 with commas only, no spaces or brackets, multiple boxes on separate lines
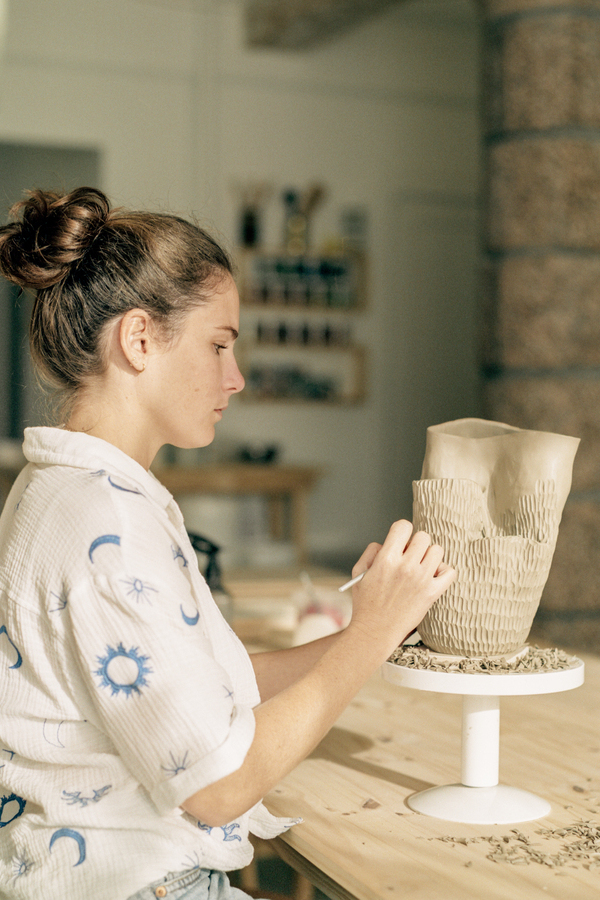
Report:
0,0,598,651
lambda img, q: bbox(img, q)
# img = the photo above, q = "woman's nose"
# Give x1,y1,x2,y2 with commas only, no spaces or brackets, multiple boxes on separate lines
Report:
227,356,245,394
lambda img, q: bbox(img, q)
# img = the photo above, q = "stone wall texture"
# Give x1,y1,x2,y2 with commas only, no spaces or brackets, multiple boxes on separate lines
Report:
481,0,600,650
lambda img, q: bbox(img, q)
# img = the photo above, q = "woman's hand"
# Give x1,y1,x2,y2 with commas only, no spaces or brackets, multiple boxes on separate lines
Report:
347,519,455,654
183,519,455,826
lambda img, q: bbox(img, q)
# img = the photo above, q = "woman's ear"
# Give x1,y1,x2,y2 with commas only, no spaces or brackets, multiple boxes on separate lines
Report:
119,308,153,372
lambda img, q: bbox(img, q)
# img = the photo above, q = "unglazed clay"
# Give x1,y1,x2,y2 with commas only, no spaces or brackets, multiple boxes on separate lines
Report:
413,418,579,657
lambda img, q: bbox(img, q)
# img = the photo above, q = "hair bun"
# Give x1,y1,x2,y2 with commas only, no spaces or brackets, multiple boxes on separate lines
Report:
0,186,110,290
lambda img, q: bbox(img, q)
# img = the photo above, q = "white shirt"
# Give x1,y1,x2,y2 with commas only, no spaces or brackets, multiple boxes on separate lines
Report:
0,427,297,900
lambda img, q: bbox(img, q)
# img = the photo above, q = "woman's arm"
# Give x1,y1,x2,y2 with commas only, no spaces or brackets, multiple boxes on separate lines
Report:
182,520,455,827
250,631,346,702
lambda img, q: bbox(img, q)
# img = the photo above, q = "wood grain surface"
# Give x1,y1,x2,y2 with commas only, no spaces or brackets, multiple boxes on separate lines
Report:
264,653,600,900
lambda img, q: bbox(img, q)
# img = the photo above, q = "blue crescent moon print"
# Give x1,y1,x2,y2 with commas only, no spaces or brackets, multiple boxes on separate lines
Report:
107,476,142,495
49,828,86,866
180,604,199,626
43,719,65,749
88,534,121,562
0,626,22,669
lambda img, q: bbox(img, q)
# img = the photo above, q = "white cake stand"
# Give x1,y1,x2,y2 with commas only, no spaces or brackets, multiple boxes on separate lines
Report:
382,648,584,825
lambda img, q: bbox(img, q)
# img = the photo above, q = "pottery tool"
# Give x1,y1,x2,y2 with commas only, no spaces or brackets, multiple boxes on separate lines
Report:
338,571,366,592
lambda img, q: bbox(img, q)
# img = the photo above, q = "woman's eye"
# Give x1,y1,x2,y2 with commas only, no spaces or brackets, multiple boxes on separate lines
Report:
214,344,226,354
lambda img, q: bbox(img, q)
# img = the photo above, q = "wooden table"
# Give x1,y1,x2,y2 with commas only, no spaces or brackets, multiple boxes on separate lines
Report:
263,651,600,900
0,462,322,566
153,464,322,565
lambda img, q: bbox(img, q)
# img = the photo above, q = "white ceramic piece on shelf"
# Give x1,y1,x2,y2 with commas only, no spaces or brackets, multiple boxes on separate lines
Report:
414,418,580,657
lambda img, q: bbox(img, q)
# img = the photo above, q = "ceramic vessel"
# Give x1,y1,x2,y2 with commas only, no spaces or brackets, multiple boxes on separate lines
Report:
413,418,579,657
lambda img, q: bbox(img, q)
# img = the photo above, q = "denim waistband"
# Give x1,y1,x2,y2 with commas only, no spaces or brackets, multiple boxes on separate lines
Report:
126,866,206,899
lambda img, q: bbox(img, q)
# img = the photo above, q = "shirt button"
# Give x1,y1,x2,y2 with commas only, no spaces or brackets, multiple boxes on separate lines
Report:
154,887,167,898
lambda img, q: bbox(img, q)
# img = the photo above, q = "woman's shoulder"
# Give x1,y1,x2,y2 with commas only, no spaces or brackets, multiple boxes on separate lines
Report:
7,461,171,567
0,459,186,607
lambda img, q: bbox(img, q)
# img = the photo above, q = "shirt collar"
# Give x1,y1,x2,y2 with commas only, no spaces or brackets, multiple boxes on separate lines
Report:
22,426,174,510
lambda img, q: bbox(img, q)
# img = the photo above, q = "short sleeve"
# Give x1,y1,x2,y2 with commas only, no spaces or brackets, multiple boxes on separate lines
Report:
66,567,256,815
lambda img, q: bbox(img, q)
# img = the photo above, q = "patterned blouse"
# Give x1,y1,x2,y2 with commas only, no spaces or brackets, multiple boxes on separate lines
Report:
0,427,297,900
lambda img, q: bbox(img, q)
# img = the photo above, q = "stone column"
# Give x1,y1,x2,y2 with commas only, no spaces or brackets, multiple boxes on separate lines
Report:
480,0,600,648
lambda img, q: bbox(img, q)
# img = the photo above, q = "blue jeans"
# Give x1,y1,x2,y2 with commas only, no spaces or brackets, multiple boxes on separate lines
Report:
126,867,262,900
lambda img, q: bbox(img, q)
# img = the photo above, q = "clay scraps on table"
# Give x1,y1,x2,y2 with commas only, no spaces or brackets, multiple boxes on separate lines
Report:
388,644,577,674
430,822,600,870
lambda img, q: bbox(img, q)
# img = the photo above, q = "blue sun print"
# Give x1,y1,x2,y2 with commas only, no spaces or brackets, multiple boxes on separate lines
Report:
161,751,190,778
121,577,158,604
95,644,152,697
12,856,34,879
0,793,26,827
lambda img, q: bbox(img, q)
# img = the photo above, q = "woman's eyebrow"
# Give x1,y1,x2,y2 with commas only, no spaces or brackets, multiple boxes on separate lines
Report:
216,325,239,340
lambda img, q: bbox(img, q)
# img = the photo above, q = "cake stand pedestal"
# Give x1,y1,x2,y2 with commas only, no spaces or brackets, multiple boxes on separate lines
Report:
382,650,584,825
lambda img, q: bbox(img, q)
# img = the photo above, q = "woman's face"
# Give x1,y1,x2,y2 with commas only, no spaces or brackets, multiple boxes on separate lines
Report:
145,275,245,451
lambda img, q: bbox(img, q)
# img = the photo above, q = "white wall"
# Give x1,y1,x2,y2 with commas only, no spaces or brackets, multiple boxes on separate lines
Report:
208,0,482,563
0,0,481,568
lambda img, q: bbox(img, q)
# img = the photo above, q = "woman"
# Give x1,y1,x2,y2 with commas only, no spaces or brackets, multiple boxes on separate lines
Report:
0,187,455,900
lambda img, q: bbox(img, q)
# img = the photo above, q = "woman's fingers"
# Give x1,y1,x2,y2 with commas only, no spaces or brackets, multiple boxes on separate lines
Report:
354,520,456,597
351,541,382,579
402,529,431,561
348,519,457,651
385,519,414,549
433,560,457,590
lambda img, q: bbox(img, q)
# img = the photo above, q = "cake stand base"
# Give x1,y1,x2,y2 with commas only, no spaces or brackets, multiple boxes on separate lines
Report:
382,646,584,825
407,783,551,825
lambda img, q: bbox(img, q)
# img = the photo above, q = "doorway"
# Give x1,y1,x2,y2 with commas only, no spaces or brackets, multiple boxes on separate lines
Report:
0,142,100,437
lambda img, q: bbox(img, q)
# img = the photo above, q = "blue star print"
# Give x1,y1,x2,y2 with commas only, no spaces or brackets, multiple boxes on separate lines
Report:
49,590,68,613
172,544,188,567
0,748,15,768
61,785,112,807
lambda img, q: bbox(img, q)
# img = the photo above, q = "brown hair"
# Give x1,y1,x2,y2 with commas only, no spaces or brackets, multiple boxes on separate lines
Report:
0,186,233,413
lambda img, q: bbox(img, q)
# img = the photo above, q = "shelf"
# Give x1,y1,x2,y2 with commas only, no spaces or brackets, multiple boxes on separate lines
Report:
236,248,368,404
238,249,366,311
239,342,366,403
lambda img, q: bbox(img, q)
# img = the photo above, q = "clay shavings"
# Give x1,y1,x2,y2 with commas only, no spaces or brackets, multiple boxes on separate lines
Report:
388,644,576,674
431,822,600,870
